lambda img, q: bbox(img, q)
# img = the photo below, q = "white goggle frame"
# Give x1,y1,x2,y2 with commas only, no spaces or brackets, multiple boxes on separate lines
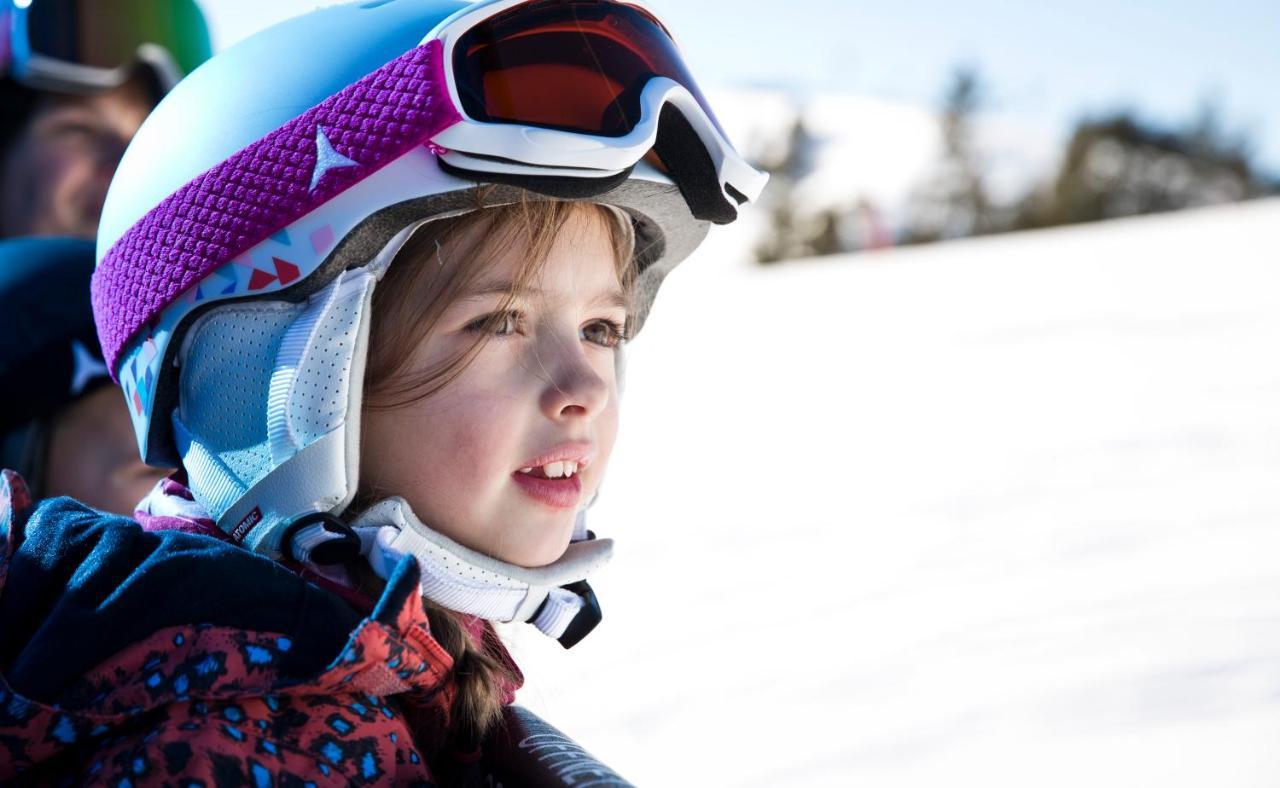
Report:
424,0,767,205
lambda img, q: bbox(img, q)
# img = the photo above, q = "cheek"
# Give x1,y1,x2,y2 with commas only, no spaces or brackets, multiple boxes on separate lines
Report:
363,384,517,509
49,151,104,205
30,139,88,182
588,382,622,488
605,399,621,449
420,397,509,486
26,144,101,232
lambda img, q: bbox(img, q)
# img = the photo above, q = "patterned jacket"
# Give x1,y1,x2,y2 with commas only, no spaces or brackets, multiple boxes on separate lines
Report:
0,470,516,785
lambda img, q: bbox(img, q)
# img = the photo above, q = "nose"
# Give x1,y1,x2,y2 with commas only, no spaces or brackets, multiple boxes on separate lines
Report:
537,334,611,421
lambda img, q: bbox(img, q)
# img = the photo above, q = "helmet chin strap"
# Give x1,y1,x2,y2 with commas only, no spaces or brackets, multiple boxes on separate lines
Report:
351,496,612,649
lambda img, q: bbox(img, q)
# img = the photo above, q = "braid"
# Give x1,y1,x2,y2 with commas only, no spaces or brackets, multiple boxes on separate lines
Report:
346,559,516,751
424,603,516,748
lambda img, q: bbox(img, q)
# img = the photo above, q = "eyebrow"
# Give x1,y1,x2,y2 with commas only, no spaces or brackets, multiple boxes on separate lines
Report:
462,279,629,310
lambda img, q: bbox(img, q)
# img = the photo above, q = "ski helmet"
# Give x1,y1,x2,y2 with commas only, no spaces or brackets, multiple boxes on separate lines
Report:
90,0,765,574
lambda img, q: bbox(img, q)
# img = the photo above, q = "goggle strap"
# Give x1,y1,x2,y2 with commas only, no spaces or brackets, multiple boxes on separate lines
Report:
653,105,738,225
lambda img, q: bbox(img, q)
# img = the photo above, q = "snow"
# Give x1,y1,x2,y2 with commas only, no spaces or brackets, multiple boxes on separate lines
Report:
504,198,1280,786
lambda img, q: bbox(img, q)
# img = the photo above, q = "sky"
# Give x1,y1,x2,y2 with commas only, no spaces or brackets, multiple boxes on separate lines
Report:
201,0,1280,172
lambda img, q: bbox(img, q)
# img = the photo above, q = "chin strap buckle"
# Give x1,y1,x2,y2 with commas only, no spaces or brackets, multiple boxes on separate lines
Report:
283,511,362,565
528,579,603,649
556,580,603,649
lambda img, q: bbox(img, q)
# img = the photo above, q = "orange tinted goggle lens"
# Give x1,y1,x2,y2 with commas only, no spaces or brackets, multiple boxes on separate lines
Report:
453,0,724,139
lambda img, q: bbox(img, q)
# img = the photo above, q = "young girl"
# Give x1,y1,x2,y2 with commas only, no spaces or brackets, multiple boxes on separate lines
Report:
0,0,764,783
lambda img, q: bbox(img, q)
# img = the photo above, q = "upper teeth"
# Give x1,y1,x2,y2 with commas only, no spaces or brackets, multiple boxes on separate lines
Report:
520,461,579,478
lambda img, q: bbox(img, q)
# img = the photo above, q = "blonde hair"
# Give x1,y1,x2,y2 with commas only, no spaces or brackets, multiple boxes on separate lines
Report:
354,195,636,750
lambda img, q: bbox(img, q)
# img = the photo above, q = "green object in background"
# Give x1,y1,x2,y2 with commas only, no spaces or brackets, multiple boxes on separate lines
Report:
3,0,213,93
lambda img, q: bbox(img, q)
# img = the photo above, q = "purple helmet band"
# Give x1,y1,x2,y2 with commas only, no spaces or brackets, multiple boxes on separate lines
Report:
91,40,461,377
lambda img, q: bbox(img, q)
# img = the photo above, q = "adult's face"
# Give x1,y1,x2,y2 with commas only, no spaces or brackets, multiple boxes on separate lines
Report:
0,74,153,238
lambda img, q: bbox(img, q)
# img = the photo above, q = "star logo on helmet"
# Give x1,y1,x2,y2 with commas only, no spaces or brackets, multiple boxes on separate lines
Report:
309,126,358,192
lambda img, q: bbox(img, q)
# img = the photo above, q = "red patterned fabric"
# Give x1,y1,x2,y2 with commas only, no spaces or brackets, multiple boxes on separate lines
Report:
0,473,525,785
1,578,451,784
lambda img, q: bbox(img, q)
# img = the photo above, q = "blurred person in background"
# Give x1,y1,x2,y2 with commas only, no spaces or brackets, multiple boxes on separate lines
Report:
0,0,211,238
0,237,169,514
0,1,210,514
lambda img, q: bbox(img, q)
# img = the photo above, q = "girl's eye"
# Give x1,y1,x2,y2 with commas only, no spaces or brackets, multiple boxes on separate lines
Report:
467,310,521,336
581,319,627,349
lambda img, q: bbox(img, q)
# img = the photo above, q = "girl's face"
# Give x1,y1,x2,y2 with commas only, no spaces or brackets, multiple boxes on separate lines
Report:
361,209,627,568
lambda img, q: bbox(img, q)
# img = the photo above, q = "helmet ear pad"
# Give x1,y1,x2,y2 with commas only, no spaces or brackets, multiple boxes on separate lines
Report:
173,268,377,556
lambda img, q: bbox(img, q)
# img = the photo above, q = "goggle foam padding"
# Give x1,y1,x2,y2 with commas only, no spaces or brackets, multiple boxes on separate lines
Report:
652,105,738,225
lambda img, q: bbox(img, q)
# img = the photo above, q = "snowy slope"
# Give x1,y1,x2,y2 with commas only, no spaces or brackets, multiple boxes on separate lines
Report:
504,199,1280,787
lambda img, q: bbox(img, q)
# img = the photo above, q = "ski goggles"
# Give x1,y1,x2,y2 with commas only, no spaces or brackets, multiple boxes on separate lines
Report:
429,0,767,218
0,0,211,93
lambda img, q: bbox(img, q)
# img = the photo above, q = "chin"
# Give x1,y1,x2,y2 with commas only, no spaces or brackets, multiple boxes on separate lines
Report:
503,529,575,569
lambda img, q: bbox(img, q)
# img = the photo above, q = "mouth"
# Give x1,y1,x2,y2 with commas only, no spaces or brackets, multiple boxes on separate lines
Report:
512,443,593,509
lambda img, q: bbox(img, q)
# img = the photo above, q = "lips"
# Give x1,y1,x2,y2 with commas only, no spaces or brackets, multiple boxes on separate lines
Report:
512,441,593,509
511,470,583,509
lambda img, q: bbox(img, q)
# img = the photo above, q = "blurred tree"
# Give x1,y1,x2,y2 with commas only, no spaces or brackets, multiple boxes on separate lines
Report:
904,65,996,244
755,115,829,263
753,73,1280,263
1015,102,1278,229
753,114,876,263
